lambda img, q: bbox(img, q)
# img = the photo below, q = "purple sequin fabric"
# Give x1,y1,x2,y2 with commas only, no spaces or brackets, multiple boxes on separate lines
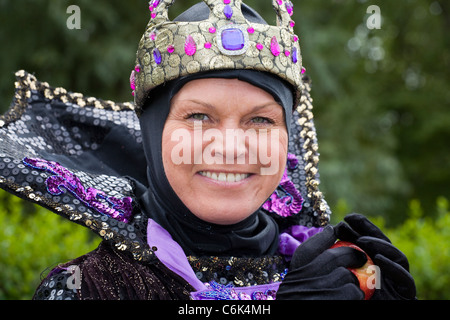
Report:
262,153,304,217
22,157,133,223
192,281,279,300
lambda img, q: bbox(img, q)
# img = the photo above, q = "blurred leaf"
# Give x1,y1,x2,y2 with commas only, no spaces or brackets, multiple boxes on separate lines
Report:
0,190,100,299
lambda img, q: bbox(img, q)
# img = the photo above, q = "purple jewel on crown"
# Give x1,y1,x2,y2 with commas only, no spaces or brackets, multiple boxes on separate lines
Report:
224,4,233,19
292,47,298,64
221,28,245,51
217,24,249,56
153,48,162,64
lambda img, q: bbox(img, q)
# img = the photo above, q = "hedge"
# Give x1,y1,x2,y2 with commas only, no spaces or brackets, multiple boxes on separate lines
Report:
0,190,100,299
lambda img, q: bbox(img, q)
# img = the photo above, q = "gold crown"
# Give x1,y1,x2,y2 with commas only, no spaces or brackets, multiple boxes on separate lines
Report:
131,0,303,115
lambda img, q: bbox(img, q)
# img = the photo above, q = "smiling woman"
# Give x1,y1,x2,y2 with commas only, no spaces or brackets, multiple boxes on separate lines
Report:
138,70,293,255
1,0,416,301
161,78,288,225
166,81,286,174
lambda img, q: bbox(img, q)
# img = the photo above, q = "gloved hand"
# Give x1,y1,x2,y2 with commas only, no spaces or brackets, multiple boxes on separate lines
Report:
334,213,417,300
277,225,367,300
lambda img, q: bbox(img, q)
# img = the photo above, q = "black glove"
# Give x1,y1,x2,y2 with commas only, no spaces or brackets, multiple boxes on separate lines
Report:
334,213,417,300
277,225,367,300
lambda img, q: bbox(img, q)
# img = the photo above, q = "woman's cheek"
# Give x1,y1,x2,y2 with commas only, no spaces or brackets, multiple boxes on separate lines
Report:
260,127,288,179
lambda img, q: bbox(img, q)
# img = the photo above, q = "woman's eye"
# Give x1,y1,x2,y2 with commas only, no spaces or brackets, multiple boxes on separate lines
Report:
188,113,209,121
251,117,273,124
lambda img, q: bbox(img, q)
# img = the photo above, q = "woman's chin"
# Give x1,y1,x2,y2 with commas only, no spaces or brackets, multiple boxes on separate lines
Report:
187,197,262,225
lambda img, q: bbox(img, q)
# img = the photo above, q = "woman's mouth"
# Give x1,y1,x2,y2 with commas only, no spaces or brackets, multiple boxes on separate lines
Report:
198,171,251,183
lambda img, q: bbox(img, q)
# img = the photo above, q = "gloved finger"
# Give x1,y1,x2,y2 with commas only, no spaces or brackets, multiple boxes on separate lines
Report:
290,225,337,268
357,236,410,271
301,246,367,277
334,221,360,243
373,254,416,299
281,266,359,289
344,213,391,243
277,282,364,300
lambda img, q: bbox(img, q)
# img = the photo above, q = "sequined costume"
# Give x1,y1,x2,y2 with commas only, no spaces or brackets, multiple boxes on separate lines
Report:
1,0,333,300
0,69,325,300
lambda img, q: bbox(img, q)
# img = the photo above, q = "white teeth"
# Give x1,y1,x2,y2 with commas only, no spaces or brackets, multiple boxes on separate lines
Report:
199,171,249,182
218,173,227,182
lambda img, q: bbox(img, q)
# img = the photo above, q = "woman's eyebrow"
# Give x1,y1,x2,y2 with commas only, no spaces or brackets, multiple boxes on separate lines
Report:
249,102,283,113
183,99,281,113
181,99,217,110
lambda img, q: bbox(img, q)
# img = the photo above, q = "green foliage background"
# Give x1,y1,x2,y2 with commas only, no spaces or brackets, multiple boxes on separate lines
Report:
0,0,449,299
0,190,100,300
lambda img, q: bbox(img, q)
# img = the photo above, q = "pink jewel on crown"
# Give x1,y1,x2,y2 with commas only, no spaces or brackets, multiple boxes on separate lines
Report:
185,35,197,56
270,36,281,56
130,70,136,90
150,0,161,8
285,0,294,16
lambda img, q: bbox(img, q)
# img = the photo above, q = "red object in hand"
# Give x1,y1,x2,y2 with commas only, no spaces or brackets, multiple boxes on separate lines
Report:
330,241,376,300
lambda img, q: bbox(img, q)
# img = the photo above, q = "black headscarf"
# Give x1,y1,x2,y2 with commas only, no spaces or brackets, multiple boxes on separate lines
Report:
137,2,294,257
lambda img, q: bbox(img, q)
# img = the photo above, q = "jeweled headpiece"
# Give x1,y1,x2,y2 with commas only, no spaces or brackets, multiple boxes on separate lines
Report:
131,0,303,115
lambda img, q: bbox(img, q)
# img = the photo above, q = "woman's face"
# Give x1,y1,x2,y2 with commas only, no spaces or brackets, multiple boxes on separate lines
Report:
162,78,288,225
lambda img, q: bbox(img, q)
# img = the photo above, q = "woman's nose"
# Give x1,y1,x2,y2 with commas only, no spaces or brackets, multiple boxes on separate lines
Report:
223,128,248,164
202,125,255,165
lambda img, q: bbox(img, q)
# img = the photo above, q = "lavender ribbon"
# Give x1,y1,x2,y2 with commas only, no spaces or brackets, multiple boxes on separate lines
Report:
147,219,207,292
191,281,280,300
